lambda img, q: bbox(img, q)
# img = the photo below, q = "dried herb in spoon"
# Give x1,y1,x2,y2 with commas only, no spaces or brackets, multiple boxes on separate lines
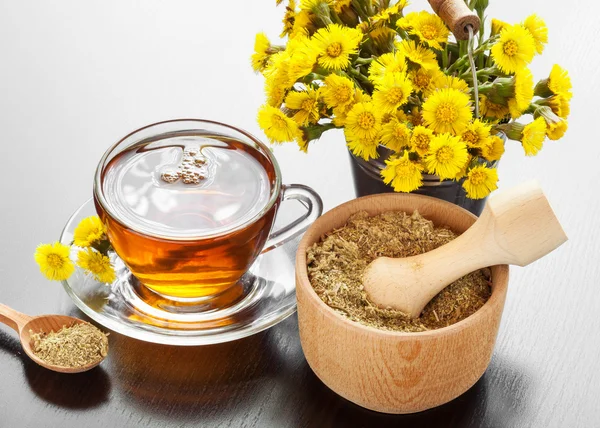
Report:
30,323,108,368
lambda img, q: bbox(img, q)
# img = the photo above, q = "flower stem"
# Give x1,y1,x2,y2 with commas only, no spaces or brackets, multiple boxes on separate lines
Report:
365,0,374,16
476,7,486,69
459,65,502,80
466,25,480,119
443,43,449,69
351,0,370,21
446,36,498,74
302,72,327,83
303,122,339,142
91,239,112,256
396,27,410,40
329,8,343,25
344,68,373,91
355,57,373,65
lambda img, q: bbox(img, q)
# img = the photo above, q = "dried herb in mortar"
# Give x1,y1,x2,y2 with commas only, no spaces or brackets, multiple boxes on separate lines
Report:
307,211,491,332
30,323,108,368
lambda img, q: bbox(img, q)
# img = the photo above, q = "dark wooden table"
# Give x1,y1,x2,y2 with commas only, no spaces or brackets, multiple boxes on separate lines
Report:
1,0,598,427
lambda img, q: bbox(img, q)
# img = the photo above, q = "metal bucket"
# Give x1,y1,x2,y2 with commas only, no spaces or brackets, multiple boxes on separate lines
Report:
348,145,492,216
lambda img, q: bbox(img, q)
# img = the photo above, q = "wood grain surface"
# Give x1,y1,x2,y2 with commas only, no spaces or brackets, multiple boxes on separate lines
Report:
0,0,598,427
296,193,509,414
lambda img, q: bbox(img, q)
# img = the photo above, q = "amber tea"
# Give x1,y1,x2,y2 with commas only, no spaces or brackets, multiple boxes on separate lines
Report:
95,132,278,300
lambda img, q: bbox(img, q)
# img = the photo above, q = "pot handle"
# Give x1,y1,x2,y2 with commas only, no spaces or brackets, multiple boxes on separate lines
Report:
428,0,480,40
262,184,323,254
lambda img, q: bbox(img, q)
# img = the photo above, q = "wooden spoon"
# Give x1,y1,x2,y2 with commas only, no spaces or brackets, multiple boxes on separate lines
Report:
363,181,568,319
0,303,106,373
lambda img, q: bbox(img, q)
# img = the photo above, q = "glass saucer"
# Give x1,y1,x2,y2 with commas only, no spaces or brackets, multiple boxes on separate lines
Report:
60,199,299,346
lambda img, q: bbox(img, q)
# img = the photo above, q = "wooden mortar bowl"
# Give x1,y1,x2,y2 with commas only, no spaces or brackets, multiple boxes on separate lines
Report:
296,193,509,414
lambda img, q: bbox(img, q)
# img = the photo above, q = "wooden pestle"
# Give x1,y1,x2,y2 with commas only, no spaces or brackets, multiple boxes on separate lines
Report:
428,0,480,40
362,181,568,318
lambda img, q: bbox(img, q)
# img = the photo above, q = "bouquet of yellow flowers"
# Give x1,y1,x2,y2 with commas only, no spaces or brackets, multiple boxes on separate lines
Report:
252,0,571,199
34,216,116,283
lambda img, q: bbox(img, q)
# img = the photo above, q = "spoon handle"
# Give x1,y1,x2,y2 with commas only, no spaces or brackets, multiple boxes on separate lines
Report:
0,303,32,332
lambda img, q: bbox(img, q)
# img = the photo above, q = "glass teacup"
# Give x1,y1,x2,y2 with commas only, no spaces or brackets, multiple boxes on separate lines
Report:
93,119,322,302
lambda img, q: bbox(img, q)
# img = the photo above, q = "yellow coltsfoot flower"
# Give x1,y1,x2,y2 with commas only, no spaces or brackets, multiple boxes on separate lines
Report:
344,102,381,142
397,11,449,51
295,131,310,153
422,88,473,135
251,33,282,73
481,135,505,162
480,94,509,120
548,65,573,99
73,216,106,248
491,24,536,73
331,89,368,126
410,126,434,156
461,119,491,149
35,242,75,281
479,68,533,119
522,14,548,55
513,68,534,114
281,0,297,37
285,87,321,126
433,74,470,94
462,166,499,200
291,10,317,39
300,0,331,11
541,94,570,119
258,105,301,144
491,18,509,36
373,72,414,114
534,64,573,103
312,24,363,70
410,67,443,95
453,153,472,180
380,120,412,152
381,151,424,193
370,3,404,25
498,118,547,156
287,34,318,82
346,133,380,161
425,133,469,180
331,0,352,14
396,40,438,70
321,74,355,109
546,119,568,140
368,27,397,51
251,33,271,73
521,117,547,156
535,105,568,140
507,99,521,120
368,51,408,84
332,106,350,127
77,248,116,284
407,106,423,127
263,51,294,107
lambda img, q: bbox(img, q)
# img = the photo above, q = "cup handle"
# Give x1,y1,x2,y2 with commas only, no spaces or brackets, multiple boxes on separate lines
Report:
261,184,323,254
